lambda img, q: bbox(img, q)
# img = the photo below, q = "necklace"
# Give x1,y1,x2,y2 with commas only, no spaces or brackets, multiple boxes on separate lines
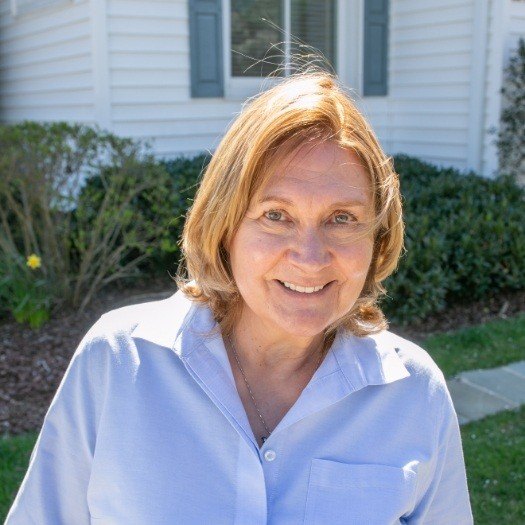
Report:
227,333,324,444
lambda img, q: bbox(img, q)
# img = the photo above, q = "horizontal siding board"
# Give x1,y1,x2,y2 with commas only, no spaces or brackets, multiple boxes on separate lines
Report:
1,106,95,121
108,15,186,35
391,128,467,145
393,4,472,28
110,69,187,87
112,118,228,137
391,100,468,113
110,52,188,69
392,52,471,71
1,71,92,92
389,83,470,99
107,0,186,18
392,113,468,130
394,20,471,43
108,34,187,53
0,20,90,53
391,68,470,85
0,2,89,36
0,36,90,65
111,102,240,121
392,0,473,16
2,89,93,107
111,86,188,103
0,53,91,80
392,36,471,57
110,86,191,102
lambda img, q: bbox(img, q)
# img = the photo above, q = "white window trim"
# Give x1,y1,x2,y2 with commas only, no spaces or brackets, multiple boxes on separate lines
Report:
222,0,363,100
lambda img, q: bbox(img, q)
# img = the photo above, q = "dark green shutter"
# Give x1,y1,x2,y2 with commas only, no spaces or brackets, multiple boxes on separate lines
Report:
363,0,389,96
189,0,224,97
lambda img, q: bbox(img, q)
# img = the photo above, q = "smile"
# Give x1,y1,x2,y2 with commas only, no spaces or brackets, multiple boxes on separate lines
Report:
278,280,329,294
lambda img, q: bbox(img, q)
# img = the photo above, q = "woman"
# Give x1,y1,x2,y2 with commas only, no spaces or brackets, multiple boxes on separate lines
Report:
6,72,473,524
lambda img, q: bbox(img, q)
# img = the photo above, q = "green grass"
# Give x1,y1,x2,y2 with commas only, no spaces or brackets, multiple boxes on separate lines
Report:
422,312,525,378
0,431,37,522
461,406,525,524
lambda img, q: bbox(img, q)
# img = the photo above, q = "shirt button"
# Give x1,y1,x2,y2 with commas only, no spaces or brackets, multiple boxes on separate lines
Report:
264,450,276,462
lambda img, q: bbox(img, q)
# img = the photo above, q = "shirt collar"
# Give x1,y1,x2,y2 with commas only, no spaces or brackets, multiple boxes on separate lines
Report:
130,290,410,388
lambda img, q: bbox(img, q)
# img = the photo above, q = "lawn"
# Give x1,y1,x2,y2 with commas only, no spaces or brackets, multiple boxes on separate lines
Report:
461,406,525,524
0,432,37,521
422,312,525,377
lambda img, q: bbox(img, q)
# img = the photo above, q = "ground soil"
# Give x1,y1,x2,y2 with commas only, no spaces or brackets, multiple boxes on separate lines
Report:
1,280,524,437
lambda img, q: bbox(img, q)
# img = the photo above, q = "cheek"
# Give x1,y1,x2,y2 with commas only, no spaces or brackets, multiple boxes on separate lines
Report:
336,239,374,273
231,229,286,276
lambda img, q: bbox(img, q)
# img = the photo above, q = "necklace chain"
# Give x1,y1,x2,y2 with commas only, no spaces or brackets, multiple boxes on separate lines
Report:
227,333,324,444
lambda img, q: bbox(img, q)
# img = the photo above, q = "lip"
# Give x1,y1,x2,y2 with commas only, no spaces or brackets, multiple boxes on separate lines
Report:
274,279,334,298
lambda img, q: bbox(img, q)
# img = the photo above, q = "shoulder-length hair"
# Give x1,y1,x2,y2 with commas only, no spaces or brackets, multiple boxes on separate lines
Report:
177,71,403,340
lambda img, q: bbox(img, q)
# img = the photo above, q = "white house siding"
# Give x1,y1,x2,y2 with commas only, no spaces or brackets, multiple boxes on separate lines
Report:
0,0,94,124
107,0,240,157
1,0,521,173
358,0,475,173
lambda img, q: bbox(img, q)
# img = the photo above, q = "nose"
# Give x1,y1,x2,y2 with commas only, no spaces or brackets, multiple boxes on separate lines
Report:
288,228,332,271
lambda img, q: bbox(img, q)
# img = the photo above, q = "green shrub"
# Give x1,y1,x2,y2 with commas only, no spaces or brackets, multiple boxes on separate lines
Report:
2,119,522,328
151,154,211,271
0,121,184,318
77,154,211,278
381,155,525,324
496,37,525,180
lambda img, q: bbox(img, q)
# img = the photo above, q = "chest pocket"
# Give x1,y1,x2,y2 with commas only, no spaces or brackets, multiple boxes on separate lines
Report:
304,459,417,524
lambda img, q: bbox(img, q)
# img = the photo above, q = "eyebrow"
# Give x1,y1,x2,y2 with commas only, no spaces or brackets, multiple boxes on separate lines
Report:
257,195,370,208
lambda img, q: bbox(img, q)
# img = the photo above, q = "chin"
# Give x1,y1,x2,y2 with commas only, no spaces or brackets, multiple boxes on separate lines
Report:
275,316,332,339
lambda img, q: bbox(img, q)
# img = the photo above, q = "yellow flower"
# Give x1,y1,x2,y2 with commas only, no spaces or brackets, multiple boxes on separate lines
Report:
26,254,42,270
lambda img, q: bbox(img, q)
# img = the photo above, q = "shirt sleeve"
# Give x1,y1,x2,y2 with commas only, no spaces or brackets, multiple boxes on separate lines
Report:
4,327,106,525
405,387,474,524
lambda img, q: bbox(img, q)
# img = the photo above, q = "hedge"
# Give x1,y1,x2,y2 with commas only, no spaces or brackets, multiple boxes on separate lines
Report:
1,121,523,326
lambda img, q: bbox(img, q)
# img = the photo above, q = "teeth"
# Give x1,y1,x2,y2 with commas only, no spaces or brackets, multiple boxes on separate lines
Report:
281,281,326,293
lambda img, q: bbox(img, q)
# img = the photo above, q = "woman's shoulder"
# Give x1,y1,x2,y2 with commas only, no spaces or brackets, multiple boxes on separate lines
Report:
78,290,201,354
364,329,449,393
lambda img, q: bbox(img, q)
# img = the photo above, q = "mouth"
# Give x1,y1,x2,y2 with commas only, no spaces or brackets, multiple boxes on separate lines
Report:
275,279,334,296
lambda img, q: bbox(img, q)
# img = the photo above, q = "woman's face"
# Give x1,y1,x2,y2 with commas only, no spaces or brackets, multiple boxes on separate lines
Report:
228,141,375,341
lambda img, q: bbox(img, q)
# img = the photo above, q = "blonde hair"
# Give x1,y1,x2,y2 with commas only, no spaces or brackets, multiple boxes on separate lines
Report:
177,71,403,340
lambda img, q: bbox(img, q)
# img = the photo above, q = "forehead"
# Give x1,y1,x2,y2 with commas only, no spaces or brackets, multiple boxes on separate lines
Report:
259,142,372,203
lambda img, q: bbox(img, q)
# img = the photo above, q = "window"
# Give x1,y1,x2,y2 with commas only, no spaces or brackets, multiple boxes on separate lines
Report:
230,0,337,77
189,0,388,99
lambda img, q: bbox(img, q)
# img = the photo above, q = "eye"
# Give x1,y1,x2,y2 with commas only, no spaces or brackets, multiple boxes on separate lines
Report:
264,210,285,221
332,212,357,224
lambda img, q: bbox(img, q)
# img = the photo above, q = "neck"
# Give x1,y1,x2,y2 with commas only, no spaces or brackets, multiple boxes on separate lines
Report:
228,309,325,377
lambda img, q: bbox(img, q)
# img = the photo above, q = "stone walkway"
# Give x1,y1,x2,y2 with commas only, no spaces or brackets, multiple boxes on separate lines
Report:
447,361,525,425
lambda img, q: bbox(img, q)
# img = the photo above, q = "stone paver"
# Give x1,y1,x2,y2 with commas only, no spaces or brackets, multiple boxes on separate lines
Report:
503,360,525,378
447,378,517,424
447,360,525,425
459,368,525,405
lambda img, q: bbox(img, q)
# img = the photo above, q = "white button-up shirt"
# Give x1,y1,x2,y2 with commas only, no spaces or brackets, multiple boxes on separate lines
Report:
6,291,473,524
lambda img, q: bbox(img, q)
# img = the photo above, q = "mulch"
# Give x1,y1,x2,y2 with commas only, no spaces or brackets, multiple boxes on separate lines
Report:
1,281,524,437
